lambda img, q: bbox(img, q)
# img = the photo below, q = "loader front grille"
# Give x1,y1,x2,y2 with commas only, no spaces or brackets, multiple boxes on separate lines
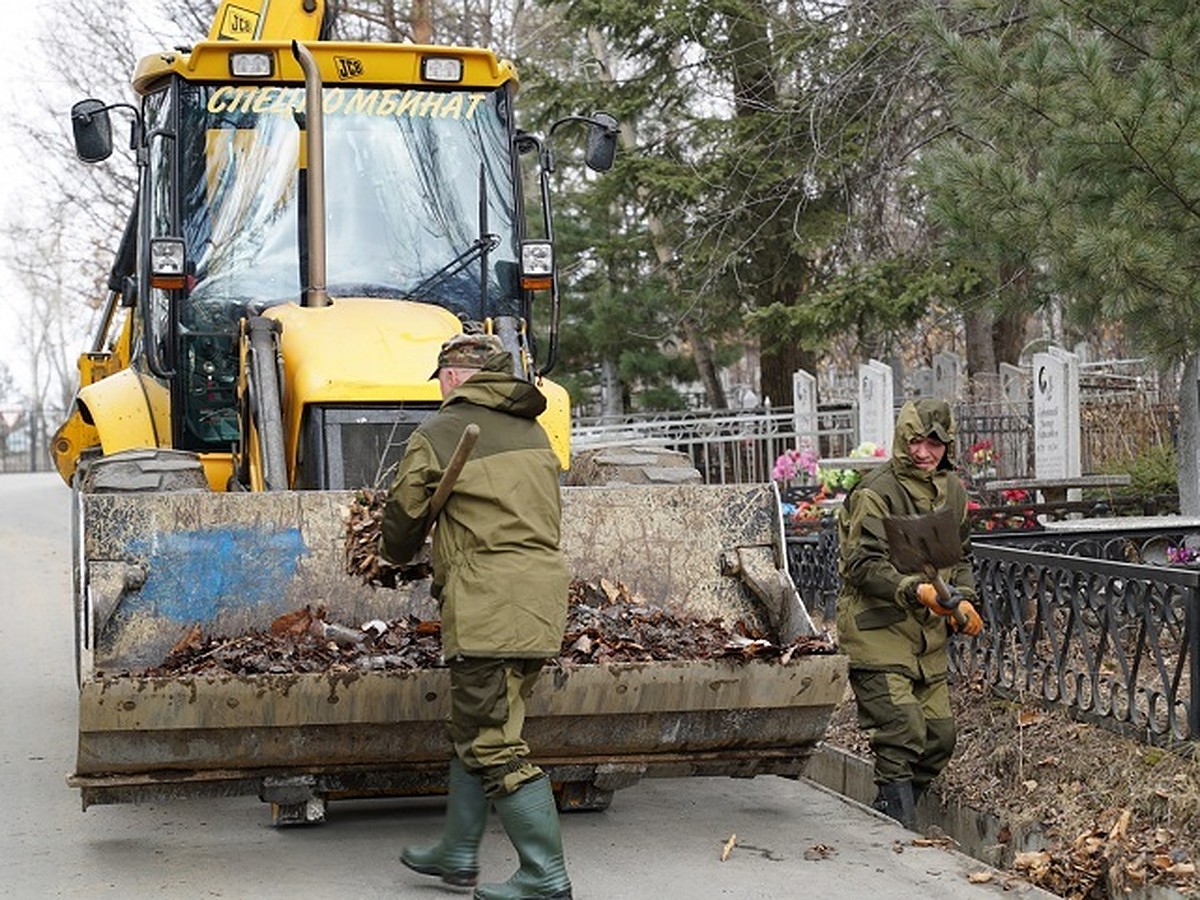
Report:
297,405,438,490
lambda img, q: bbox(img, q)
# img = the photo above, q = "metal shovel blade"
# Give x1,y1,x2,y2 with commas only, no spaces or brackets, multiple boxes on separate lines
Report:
882,507,961,575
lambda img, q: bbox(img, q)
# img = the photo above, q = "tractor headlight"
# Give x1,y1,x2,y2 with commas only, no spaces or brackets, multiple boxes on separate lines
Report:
421,56,463,83
520,240,553,291
230,52,274,78
150,237,187,290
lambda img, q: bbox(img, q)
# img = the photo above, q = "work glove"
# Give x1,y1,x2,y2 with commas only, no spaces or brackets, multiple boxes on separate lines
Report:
950,600,984,637
913,582,962,616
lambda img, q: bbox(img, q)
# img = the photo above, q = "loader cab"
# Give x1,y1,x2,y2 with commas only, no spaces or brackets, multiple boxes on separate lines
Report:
67,40,617,489
143,75,526,456
74,65,529,456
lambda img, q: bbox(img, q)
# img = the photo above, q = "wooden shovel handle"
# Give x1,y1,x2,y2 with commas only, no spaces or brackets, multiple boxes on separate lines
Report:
926,565,969,627
424,424,480,539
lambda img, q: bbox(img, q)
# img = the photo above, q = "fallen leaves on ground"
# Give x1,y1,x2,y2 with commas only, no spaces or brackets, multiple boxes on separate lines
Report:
343,489,430,588
823,671,1200,897
803,843,838,861
720,834,737,861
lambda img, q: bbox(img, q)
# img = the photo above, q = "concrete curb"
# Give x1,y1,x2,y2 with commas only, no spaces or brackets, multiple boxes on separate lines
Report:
807,745,1041,865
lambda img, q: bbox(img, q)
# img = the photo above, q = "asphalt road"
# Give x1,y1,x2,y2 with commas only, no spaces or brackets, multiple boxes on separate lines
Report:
0,472,1057,899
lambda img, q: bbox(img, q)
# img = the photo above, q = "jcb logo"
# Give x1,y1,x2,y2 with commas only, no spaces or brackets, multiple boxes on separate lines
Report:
217,3,260,41
335,57,364,79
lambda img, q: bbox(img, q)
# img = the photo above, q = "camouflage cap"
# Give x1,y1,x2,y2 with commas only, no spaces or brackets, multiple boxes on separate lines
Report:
430,333,505,378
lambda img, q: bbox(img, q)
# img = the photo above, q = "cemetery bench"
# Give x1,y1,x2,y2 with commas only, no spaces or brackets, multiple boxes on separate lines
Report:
983,473,1132,504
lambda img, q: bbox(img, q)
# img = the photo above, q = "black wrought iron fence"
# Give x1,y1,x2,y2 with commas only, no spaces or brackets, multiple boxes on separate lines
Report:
951,397,1178,482
952,405,1031,480
787,529,840,621
788,524,1200,743
961,544,1200,744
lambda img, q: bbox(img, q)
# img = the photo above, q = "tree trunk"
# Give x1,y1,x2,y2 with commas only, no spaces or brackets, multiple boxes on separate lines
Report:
964,308,997,379
722,0,807,409
993,306,1028,367
1178,354,1199,516
682,318,727,409
761,342,816,408
599,357,623,420
585,27,729,408
411,0,432,43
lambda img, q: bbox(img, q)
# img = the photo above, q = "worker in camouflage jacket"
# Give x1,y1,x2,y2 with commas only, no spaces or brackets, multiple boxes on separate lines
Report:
381,332,572,900
836,398,985,831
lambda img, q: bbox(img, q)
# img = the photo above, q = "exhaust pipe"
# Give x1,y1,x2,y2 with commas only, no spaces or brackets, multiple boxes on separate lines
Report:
291,41,329,308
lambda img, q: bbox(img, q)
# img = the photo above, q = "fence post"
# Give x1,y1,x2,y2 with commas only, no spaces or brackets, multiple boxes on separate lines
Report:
29,410,38,473
1190,582,1200,740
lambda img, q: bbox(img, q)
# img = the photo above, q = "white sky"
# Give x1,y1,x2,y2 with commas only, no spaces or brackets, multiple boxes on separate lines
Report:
0,3,47,392
0,1,174,402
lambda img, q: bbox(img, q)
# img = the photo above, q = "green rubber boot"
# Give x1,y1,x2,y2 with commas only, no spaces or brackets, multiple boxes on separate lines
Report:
402,758,488,887
473,776,572,900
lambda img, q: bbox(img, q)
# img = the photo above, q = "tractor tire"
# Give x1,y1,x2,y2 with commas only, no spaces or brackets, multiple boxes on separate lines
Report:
78,448,210,494
565,445,703,486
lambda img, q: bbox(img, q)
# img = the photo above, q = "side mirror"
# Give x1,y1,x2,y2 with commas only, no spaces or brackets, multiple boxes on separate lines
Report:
584,112,619,172
71,99,114,163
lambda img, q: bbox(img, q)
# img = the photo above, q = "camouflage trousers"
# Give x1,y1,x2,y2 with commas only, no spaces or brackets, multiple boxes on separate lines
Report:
849,668,956,789
446,656,546,798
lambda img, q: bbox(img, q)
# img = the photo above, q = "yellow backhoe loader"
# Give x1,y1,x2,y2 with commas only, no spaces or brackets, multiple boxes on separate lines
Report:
53,0,844,824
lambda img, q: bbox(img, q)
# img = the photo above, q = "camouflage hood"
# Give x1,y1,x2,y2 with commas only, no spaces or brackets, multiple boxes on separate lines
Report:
892,399,957,476
442,364,547,421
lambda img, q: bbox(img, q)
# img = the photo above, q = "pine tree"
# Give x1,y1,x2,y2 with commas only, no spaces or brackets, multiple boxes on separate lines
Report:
919,0,1200,510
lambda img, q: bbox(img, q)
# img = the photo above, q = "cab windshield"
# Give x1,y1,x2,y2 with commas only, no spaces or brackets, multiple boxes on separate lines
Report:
178,83,520,319
172,82,520,450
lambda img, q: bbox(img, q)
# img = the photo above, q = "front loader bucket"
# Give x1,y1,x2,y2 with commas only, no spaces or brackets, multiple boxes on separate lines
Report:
73,483,839,811
79,490,439,675
80,483,810,674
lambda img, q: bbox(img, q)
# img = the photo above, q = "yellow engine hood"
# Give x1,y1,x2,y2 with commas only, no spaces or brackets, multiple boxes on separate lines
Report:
266,298,458,464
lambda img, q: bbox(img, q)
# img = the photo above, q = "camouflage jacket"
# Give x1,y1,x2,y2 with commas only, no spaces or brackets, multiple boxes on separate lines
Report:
381,368,569,659
835,400,977,680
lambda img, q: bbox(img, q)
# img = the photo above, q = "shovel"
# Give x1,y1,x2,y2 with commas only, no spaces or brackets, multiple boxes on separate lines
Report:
378,424,480,576
423,423,480,540
882,507,968,627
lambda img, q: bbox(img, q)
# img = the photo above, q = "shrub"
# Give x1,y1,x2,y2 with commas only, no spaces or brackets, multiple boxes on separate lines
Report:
1103,443,1177,497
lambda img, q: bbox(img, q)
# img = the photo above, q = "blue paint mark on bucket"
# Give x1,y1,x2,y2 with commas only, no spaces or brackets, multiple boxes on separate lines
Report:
129,526,308,622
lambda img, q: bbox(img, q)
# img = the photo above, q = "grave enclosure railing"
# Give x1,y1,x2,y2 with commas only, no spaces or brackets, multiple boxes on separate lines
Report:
789,521,1200,745
572,396,1169,488
572,404,861,484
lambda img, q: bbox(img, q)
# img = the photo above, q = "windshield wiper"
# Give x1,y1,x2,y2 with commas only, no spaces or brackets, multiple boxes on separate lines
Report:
409,232,500,303
410,165,497,312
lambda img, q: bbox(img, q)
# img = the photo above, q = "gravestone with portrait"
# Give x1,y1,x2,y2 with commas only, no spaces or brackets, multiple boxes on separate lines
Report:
1033,346,1081,486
